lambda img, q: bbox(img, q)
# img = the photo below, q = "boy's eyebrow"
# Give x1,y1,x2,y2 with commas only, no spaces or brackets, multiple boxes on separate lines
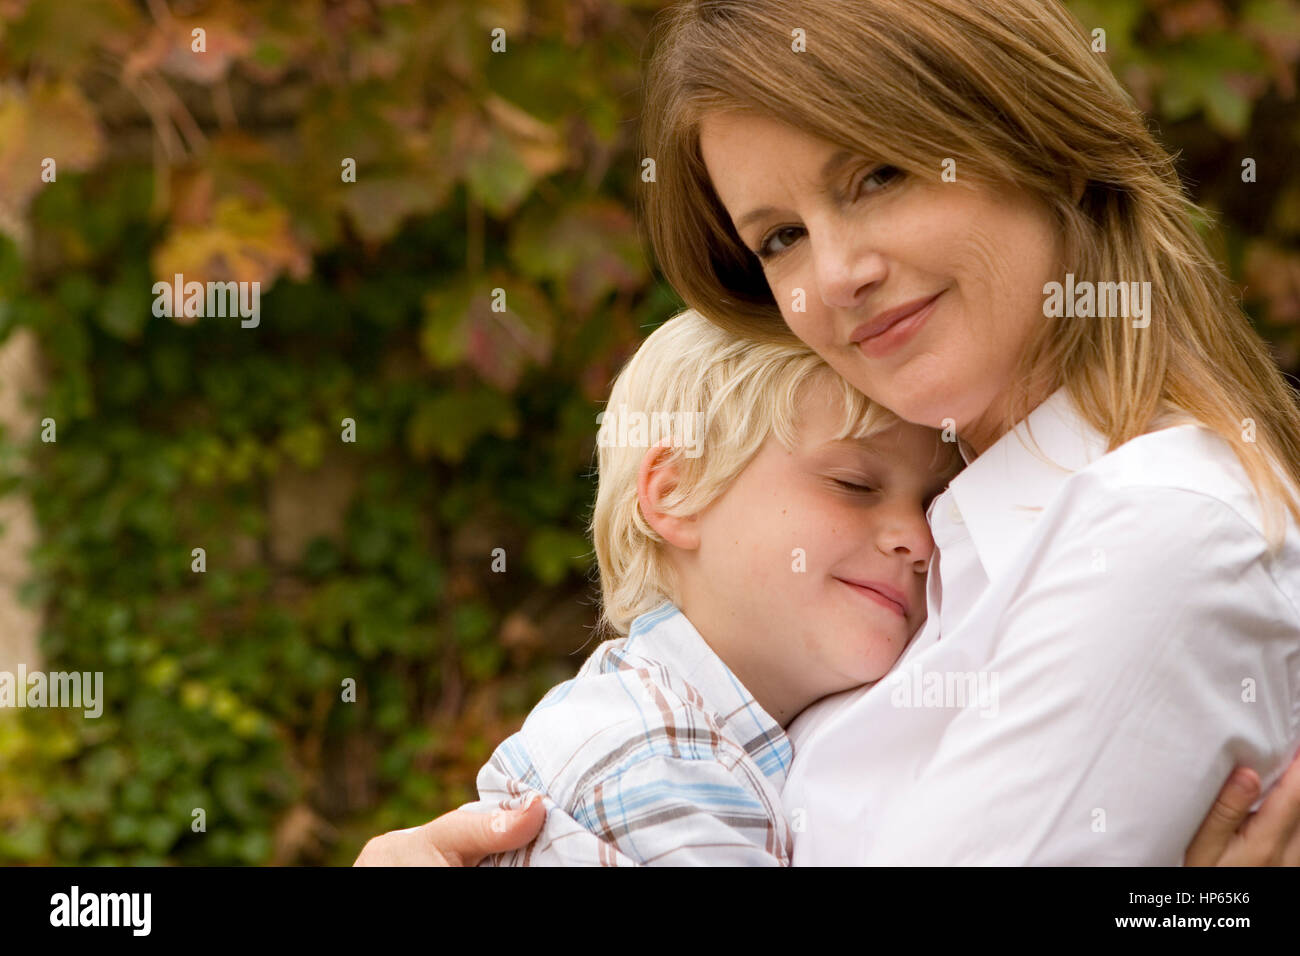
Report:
818,436,879,452
812,437,885,462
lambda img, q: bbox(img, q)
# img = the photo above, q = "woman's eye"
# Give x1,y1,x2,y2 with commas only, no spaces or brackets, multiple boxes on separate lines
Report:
754,166,902,261
855,165,902,199
756,225,805,261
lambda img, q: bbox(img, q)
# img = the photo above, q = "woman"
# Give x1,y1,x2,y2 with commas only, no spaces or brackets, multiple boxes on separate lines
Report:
358,0,1300,864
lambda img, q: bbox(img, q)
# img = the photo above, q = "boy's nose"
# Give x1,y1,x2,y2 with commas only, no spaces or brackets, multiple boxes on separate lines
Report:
877,516,935,568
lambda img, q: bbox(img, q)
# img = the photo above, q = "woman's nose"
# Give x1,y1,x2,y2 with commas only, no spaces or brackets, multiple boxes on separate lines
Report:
812,226,888,310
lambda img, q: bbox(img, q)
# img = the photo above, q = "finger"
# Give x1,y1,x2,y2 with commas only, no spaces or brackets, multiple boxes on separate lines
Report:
354,826,451,867
1185,767,1260,867
422,795,546,867
1284,822,1300,867
1244,750,1300,863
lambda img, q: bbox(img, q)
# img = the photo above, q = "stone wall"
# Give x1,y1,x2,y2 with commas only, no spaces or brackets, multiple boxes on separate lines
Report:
0,328,44,674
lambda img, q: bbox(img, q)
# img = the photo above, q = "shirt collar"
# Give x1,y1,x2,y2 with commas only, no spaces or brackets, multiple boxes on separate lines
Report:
945,387,1111,582
625,600,793,788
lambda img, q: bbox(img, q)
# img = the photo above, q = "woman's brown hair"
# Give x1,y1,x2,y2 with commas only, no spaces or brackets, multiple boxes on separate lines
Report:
639,0,1300,547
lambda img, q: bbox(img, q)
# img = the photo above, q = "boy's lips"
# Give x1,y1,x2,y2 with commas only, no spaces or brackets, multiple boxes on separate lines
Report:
834,577,909,617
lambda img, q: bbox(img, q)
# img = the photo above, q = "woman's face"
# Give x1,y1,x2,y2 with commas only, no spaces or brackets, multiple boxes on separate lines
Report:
698,111,1064,452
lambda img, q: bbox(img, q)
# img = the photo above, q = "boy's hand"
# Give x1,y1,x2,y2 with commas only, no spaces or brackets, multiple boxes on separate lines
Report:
1185,757,1300,866
353,796,545,867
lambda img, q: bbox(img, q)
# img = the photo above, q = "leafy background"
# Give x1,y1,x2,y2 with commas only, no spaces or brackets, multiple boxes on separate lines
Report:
0,0,1296,865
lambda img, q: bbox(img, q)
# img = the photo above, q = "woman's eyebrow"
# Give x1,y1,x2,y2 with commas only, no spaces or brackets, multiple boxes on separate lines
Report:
816,149,857,188
735,150,860,232
811,148,863,206
736,205,779,233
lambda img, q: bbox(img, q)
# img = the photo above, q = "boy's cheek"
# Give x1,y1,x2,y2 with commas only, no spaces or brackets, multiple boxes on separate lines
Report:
910,605,928,636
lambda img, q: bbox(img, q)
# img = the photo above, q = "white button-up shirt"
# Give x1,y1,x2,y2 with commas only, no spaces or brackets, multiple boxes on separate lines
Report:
782,387,1300,864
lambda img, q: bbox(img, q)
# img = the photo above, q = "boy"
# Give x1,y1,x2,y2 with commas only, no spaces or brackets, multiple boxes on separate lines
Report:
464,309,960,865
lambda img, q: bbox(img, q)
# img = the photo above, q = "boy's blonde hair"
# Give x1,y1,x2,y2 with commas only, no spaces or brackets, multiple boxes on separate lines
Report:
589,309,941,636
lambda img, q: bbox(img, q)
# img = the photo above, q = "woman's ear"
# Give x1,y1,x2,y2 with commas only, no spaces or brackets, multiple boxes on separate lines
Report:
1069,173,1087,205
636,441,700,551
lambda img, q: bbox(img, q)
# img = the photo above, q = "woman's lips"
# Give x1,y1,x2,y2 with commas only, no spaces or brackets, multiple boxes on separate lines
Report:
851,291,942,359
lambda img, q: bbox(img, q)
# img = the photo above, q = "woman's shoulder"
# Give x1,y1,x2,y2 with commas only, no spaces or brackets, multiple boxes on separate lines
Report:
1001,424,1300,643
1082,422,1285,535
1061,422,1300,604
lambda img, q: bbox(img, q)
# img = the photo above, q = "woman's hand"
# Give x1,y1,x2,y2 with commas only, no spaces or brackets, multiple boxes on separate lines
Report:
1185,756,1300,866
353,796,546,867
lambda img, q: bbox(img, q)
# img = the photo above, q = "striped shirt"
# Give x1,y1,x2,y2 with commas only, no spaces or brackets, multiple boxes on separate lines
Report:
464,600,795,865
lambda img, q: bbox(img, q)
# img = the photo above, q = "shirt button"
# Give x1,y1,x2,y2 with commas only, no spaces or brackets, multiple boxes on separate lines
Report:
949,500,964,524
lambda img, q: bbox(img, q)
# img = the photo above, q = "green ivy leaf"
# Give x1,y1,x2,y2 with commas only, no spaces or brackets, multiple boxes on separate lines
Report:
526,526,591,585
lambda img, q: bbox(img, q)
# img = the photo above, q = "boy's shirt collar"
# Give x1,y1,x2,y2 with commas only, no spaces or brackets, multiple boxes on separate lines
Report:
624,600,794,789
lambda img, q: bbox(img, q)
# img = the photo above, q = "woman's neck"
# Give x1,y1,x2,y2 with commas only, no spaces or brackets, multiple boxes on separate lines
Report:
959,382,1056,458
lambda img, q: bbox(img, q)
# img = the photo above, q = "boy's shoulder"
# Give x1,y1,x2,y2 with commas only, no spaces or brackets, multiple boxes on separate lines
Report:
474,604,795,865
538,631,715,714
494,604,792,802
522,635,744,769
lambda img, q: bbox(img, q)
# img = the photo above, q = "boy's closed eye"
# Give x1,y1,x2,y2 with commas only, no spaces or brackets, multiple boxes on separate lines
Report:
829,477,878,493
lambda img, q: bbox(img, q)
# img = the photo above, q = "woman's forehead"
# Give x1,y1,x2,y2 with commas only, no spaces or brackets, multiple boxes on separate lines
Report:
699,113,850,208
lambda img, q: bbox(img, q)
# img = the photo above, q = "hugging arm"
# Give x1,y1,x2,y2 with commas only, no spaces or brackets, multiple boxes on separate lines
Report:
861,486,1300,865
567,753,789,866
353,754,1300,865
355,754,789,867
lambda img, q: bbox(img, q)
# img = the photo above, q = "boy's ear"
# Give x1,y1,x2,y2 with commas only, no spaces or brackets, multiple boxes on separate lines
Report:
636,442,700,551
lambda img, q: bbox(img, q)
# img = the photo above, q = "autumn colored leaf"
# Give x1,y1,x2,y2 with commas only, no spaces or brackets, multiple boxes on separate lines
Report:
509,199,646,315
459,98,567,216
1245,240,1300,326
0,80,105,237
339,173,451,244
151,196,312,319
421,277,554,391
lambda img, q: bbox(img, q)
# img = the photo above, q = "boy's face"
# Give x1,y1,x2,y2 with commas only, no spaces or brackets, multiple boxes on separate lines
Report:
677,377,952,723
